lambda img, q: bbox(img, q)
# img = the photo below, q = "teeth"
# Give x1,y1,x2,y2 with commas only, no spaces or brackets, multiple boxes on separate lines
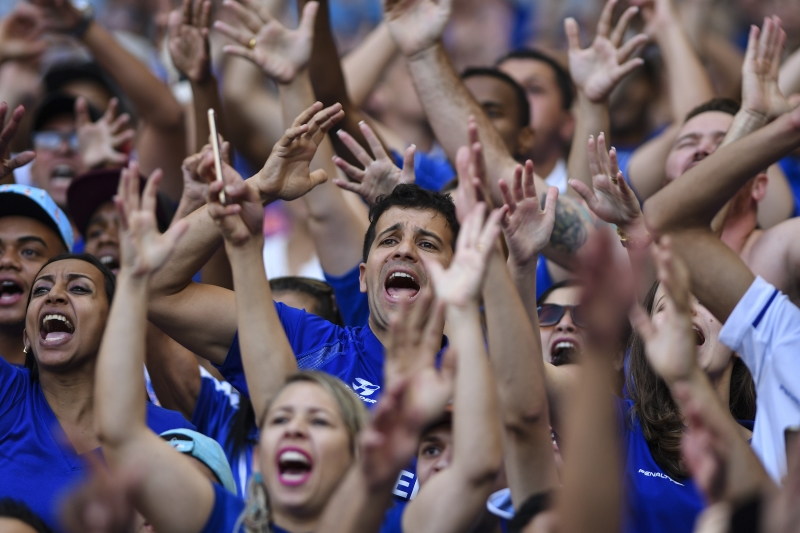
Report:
43,314,73,329
100,256,114,265
389,272,415,281
554,342,575,350
279,451,309,465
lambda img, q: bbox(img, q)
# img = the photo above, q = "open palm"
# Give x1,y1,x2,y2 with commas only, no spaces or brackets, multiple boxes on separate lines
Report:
116,163,187,277
168,0,211,83
216,0,317,83
256,101,344,203
500,160,558,267
741,17,790,121
566,0,647,103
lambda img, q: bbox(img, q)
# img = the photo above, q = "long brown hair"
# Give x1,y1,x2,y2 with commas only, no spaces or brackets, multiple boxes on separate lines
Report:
626,282,756,480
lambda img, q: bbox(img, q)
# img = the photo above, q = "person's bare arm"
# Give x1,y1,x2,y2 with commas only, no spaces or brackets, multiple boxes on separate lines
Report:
206,150,298,425
342,22,397,109
565,0,647,193
779,42,800,98
557,233,631,533
626,0,714,200
95,165,215,533
485,163,560,505
644,107,800,236
144,323,202,419
32,0,188,200
402,204,504,533
168,0,226,154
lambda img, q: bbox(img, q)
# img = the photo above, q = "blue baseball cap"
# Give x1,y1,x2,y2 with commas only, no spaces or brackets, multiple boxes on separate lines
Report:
0,184,74,252
160,429,238,495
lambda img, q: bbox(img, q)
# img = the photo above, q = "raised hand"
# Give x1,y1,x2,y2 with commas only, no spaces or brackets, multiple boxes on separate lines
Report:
114,162,188,278
566,0,647,103
332,121,415,207
27,0,83,34
168,0,212,83
424,202,505,306
255,101,344,204
500,160,558,268
453,117,493,223
630,0,680,40
201,145,264,247
630,237,697,384
0,102,35,178
0,3,47,64
216,0,317,84
77,97,134,169
741,16,791,122
383,0,451,58
570,133,642,228
174,140,230,220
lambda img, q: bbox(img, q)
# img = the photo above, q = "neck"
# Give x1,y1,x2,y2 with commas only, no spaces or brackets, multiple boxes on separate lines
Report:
720,207,758,255
0,322,25,366
367,316,390,347
708,364,733,412
529,148,561,179
272,510,320,533
38,358,96,427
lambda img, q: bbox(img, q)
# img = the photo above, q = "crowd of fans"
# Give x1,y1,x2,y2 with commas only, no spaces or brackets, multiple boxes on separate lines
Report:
0,0,799,532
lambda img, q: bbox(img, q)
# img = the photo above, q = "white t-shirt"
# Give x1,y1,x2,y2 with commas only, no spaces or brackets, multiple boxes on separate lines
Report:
719,276,800,482
544,159,568,195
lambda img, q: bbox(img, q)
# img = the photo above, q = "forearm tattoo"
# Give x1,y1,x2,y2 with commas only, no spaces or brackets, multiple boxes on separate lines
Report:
548,196,591,254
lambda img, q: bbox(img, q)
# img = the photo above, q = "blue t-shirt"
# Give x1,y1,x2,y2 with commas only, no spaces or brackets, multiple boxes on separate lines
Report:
779,156,800,218
618,398,703,533
0,358,195,532
391,146,455,193
200,482,293,533
218,302,396,406
324,264,369,327
379,500,408,533
192,369,258,497
535,256,553,302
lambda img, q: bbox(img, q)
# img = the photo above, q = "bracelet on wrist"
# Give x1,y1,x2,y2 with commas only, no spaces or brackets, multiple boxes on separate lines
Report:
616,225,652,250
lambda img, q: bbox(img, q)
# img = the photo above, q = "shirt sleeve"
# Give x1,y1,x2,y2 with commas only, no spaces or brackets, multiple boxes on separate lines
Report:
192,369,241,445
199,482,246,533
0,357,27,424
216,302,346,396
324,264,369,327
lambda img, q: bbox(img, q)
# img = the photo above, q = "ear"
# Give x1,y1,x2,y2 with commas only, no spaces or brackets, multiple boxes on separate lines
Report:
515,126,536,159
751,171,768,203
359,263,367,293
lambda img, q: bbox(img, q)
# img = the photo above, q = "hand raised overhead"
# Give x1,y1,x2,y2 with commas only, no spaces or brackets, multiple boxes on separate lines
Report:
423,202,505,306
570,133,642,228
0,2,47,63
114,162,188,278
741,16,791,122
77,97,134,169
0,103,34,179
216,0,318,84
500,160,558,268
383,0,451,58
333,121,416,207
255,101,344,204
566,0,647,103
168,0,212,83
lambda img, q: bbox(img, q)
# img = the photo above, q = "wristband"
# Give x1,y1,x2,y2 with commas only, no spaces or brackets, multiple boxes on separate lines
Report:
616,226,652,250
68,3,95,39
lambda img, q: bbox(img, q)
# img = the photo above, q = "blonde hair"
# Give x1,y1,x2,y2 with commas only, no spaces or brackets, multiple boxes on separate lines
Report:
240,371,369,532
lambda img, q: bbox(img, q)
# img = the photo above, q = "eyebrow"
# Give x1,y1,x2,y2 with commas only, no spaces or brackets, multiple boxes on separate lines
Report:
377,223,403,240
36,273,96,284
416,228,445,246
0,236,49,247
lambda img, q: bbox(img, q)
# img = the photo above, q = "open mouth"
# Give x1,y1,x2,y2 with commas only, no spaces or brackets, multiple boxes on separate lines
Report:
0,280,24,305
550,340,579,366
276,448,313,486
384,271,421,300
40,313,75,344
99,254,120,272
692,325,706,346
51,164,76,179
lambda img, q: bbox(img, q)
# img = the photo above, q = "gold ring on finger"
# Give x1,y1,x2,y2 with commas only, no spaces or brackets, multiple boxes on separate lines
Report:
611,177,618,185
248,37,256,49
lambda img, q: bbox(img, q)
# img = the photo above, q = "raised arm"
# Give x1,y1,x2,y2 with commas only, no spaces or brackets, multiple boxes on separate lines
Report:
32,0,187,200
402,203,504,533
565,0,647,193
485,162,560,505
168,0,226,153
626,0,715,200
779,42,800,98
94,164,215,533
206,145,298,424
341,22,398,109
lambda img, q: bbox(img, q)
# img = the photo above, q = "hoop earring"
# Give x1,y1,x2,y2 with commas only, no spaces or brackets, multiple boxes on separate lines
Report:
23,346,28,354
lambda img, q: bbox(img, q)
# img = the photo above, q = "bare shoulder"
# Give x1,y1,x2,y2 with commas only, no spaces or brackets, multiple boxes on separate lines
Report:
748,219,800,303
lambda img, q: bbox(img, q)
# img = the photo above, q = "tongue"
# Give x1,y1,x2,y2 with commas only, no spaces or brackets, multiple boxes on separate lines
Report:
45,331,72,342
0,292,21,303
387,287,418,299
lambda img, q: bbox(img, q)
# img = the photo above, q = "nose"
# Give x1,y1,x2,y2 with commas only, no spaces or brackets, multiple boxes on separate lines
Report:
45,280,69,304
97,228,119,246
555,309,577,333
0,249,22,270
392,237,418,261
432,448,452,473
282,417,309,439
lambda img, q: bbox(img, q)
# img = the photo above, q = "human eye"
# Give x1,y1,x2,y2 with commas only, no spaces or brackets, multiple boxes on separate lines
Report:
32,283,50,296
420,444,441,457
381,237,398,246
69,284,90,294
269,414,289,425
21,247,40,258
419,241,438,250
311,417,332,427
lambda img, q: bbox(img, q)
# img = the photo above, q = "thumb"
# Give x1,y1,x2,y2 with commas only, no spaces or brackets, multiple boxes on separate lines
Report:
298,1,319,36
309,169,328,187
568,179,596,208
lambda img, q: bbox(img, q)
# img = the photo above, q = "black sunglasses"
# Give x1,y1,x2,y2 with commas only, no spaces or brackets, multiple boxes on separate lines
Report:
537,303,585,327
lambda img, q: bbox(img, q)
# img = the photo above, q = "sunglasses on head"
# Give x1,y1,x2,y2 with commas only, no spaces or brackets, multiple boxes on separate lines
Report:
537,303,586,327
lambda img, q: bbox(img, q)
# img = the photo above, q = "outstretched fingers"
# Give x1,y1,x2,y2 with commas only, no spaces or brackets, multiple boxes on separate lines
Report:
596,0,617,38
610,5,639,47
360,121,389,161
222,0,264,33
564,17,580,52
